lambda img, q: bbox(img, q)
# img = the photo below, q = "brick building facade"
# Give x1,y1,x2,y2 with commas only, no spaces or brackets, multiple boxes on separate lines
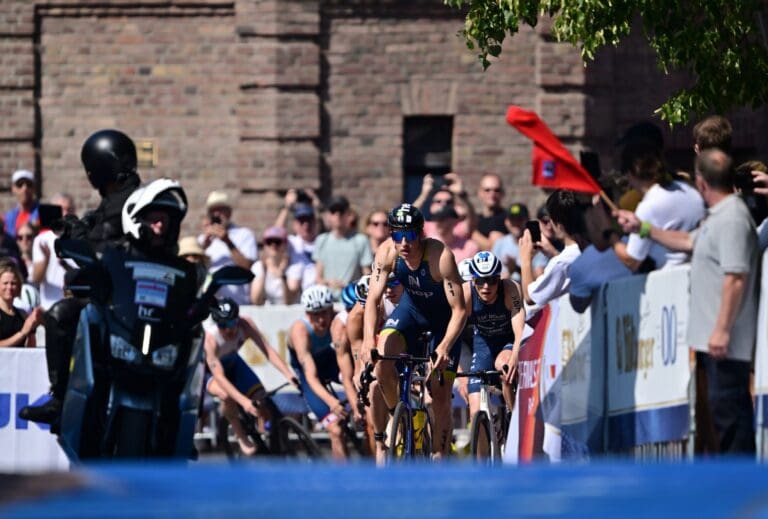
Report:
0,1,766,237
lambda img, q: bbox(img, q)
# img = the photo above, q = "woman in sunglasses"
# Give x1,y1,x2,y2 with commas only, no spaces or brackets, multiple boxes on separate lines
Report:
205,297,299,455
461,251,525,416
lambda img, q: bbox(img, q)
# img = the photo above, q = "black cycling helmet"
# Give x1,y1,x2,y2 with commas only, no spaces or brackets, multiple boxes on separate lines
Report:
81,129,137,191
211,297,239,324
387,203,424,230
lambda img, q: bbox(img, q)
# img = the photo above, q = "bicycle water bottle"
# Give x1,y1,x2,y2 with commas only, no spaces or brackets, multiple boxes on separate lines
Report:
413,409,426,451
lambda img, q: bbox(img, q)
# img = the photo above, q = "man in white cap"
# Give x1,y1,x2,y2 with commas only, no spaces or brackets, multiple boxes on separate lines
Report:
5,169,39,239
199,190,257,305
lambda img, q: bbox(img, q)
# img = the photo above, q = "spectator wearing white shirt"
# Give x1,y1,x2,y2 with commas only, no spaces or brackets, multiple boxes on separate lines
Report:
199,190,258,305
520,190,589,317
30,194,78,311
613,139,706,271
250,226,302,305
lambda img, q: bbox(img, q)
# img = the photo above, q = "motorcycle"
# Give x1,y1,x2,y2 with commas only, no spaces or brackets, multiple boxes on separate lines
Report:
55,238,253,461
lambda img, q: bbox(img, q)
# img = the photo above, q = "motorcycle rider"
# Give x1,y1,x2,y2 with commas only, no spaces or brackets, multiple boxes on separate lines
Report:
19,129,142,427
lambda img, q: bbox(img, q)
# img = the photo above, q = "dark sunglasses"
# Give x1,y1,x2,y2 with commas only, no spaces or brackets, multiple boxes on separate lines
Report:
296,216,315,224
474,276,500,287
482,187,502,193
391,229,419,242
386,278,401,288
368,220,389,227
432,198,452,205
264,239,284,246
216,317,238,329
14,180,34,189
16,234,33,241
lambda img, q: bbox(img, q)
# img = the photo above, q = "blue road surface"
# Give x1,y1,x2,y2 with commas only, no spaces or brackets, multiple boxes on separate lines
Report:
4,460,768,518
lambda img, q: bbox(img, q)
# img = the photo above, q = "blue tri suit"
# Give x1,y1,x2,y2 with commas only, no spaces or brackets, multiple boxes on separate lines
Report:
381,247,461,372
467,282,514,393
289,319,341,423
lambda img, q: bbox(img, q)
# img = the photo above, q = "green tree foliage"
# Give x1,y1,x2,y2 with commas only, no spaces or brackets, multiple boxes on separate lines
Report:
444,0,768,124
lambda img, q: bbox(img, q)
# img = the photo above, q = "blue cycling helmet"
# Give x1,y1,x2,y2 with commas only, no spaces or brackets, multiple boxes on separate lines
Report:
468,251,502,278
341,282,358,311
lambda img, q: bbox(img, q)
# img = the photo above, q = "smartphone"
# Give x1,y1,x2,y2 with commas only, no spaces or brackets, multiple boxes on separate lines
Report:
38,203,63,229
210,215,222,225
525,220,542,243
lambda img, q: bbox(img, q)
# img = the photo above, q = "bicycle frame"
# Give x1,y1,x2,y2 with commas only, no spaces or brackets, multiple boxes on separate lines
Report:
457,370,506,462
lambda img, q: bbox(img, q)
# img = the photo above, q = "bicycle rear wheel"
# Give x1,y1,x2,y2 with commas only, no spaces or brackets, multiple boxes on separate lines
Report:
469,411,492,462
388,402,412,461
415,408,433,458
278,417,323,460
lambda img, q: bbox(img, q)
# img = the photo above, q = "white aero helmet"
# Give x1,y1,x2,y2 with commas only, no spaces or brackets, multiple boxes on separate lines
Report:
122,178,187,243
468,251,502,278
301,284,335,313
458,258,474,282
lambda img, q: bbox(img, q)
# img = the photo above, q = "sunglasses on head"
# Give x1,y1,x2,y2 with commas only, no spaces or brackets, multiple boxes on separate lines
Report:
391,229,419,242
474,276,500,287
264,239,284,246
216,317,238,329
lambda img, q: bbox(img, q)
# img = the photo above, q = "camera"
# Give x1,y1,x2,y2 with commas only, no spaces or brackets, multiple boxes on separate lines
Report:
210,215,222,225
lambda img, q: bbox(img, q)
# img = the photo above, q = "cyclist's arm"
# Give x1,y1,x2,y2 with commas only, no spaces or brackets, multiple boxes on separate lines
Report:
242,316,296,384
203,332,250,407
289,321,339,408
434,243,467,357
331,317,358,409
363,242,394,359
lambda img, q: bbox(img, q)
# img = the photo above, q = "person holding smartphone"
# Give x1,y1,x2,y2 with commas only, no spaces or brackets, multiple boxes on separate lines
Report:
519,191,587,318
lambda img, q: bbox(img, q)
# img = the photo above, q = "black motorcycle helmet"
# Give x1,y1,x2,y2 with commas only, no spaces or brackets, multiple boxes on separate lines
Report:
81,129,137,191
211,298,239,325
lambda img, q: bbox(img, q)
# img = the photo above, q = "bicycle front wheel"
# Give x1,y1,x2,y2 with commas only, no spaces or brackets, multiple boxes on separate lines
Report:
278,417,323,460
388,402,412,461
469,411,492,462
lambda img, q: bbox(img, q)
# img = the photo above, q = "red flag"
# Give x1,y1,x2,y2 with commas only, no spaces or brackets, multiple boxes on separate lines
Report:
506,106,601,194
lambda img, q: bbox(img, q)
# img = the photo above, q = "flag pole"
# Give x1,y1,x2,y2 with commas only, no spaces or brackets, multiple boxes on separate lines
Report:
599,190,619,213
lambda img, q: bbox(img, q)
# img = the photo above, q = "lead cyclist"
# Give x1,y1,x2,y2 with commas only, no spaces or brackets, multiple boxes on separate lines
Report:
362,203,467,464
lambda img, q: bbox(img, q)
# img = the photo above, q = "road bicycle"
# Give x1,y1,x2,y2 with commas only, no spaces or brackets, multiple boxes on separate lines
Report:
455,368,513,463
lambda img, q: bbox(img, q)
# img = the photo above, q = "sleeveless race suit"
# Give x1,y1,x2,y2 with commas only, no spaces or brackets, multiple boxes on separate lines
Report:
289,319,341,424
381,247,461,371
467,283,514,393
205,320,264,397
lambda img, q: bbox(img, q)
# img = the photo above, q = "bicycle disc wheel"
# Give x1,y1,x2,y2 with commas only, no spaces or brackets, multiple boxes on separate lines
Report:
388,402,412,461
469,411,492,462
278,417,323,460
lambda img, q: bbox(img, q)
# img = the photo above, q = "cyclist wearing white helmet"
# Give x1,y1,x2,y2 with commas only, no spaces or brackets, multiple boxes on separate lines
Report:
461,251,525,417
289,284,357,459
363,203,467,463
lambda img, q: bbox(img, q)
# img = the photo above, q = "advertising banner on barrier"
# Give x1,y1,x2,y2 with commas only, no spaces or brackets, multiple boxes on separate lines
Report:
0,348,69,473
559,294,604,458
604,266,691,450
504,304,561,463
237,305,306,390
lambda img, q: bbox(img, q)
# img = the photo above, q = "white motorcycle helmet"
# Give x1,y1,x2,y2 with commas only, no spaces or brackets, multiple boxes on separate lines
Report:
122,178,187,252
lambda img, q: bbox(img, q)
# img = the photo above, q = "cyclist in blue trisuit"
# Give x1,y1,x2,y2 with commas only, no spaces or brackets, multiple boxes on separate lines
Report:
363,204,467,463
289,284,358,460
461,251,525,416
204,298,298,456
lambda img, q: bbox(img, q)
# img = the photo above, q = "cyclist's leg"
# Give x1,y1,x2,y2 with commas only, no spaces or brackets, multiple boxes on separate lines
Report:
372,303,416,463
427,331,460,460
495,345,517,412
295,369,346,459
207,372,256,455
